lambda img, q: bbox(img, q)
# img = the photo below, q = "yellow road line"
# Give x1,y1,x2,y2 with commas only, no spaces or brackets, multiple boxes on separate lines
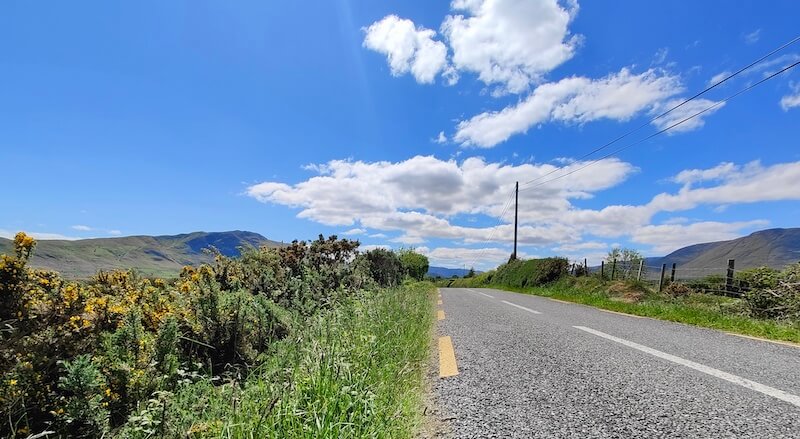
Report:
437,310,445,321
725,332,800,349
599,308,647,319
548,298,572,304
438,336,459,377
437,299,443,305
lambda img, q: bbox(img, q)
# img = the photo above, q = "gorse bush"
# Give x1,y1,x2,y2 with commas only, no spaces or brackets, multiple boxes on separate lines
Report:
0,232,424,438
742,263,800,319
398,249,429,281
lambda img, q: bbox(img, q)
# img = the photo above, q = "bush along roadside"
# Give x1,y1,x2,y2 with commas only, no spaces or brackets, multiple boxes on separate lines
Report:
0,232,434,438
439,257,800,344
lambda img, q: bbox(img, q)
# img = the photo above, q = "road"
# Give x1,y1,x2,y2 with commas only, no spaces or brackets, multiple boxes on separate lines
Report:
432,287,800,438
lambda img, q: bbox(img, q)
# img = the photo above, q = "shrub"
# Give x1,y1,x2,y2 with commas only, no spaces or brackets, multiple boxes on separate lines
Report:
398,249,429,281
492,258,569,288
664,282,692,298
742,263,800,319
362,248,403,287
737,266,780,291
0,232,384,437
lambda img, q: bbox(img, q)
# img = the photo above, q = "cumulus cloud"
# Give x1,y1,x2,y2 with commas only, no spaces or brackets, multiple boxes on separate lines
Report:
454,68,683,147
363,15,449,84
247,155,635,246
780,82,800,111
631,220,768,254
417,246,525,270
649,98,725,134
434,131,448,144
442,0,580,94
248,156,800,261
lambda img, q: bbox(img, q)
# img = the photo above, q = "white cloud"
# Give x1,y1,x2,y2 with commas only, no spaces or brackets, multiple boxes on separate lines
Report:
363,15,449,84
553,241,607,252
71,225,92,231
631,220,768,254
248,155,800,262
417,246,523,270
780,82,800,111
246,155,635,246
342,228,366,235
707,71,731,87
442,0,581,94
454,68,683,147
744,29,761,45
649,98,725,134
0,230,82,241
434,131,448,144
368,233,388,238
653,47,669,65
108,230,123,236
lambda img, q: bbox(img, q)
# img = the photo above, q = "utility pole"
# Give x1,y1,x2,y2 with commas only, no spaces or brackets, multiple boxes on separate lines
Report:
512,181,519,260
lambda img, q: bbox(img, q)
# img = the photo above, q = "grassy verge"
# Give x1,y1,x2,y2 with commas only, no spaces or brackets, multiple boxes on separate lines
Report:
119,281,436,438
481,279,800,344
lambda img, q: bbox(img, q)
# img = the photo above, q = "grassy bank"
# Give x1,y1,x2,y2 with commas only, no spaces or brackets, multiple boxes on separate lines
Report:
119,281,436,438
479,278,800,344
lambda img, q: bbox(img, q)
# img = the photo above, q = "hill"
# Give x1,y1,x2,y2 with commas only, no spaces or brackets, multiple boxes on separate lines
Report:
0,231,283,278
650,228,800,270
427,266,476,278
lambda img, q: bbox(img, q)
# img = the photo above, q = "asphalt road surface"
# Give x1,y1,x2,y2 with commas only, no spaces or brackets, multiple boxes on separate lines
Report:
433,287,800,438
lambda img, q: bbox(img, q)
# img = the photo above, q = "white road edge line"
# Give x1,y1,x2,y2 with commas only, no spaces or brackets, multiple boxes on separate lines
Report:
573,326,800,408
501,300,541,314
467,288,494,298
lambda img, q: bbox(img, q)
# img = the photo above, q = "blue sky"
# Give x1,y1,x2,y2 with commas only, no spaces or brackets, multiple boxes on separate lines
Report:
2,1,799,269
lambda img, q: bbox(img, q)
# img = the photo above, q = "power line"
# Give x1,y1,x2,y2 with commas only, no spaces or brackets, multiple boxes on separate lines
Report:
465,189,516,270
520,59,800,193
519,34,800,189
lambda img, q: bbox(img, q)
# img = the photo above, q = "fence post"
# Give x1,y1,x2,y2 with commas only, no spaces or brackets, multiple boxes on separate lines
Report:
670,263,676,282
601,261,605,279
571,263,576,276
611,259,617,280
636,260,644,281
725,259,735,292
658,264,666,292
584,258,588,275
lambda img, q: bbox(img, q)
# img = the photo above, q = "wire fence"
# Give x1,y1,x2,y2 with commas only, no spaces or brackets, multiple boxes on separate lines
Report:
566,258,754,298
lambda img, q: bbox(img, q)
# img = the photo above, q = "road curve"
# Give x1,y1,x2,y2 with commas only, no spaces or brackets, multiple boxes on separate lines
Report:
433,287,800,438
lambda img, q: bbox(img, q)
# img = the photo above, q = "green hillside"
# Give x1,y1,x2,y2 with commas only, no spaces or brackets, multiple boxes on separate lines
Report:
0,231,283,278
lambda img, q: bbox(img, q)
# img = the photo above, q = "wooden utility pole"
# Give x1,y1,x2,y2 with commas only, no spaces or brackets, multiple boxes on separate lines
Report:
511,181,519,260
725,259,735,292
659,264,667,292
636,259,644,281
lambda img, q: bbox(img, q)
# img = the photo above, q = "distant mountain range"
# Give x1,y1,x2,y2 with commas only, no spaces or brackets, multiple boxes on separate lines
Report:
0,231,283,278
427,266,476,278
647,228,800,270
3,227,798,279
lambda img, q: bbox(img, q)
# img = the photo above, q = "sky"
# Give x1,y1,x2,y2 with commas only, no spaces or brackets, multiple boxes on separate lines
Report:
2,0,800,270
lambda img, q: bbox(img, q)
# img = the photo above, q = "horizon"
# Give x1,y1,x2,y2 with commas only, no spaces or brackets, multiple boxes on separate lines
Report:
2,1,799,270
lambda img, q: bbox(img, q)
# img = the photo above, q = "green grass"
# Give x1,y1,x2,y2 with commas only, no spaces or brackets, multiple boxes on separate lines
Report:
478,279,800,344
117,281,436,438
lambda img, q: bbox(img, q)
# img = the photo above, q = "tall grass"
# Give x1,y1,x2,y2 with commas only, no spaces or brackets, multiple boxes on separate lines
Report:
117,282,435,438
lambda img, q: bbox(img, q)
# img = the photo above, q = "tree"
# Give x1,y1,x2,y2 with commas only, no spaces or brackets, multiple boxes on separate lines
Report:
605,247,644,280
465,267,476,278
398,249,429,281
362,248,403,287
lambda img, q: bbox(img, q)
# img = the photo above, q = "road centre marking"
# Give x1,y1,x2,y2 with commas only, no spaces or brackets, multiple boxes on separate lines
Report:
574,326,800,408
438,336,459,378
468,289,494,298
437,310,445,321
501,300,541,314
